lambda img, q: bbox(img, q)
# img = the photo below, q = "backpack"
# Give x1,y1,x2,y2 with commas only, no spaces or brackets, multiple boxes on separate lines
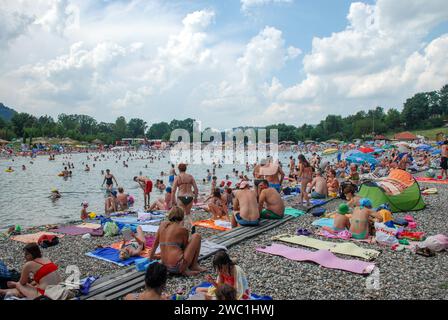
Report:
103,222,119,237
37,234,60,248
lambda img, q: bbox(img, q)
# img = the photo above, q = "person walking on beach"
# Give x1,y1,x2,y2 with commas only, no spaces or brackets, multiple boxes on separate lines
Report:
171,163,198,226
298,154,313,207
441,140,448,179
102,169,118,191
134,176,153,210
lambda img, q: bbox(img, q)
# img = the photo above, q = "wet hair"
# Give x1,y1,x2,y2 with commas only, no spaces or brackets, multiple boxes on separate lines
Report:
144,262,167,293
213,188,221,198
178,163,187,172
343,185,356,195
133,176,138,181
168,206,184,222
216,284,237,300
24,243,42,259
212,250,235,275
106,169,110,172
118,187,124,193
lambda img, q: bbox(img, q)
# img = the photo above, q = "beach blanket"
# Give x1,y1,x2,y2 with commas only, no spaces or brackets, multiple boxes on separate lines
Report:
11,232,64,244
112,217,163,225
273,234,380,260
284,207,306,217
256,243,375,275
199,240,227,257
140,225,159,233
312,218,335,228
50,226,103,236
77,223,101,229
85,248,142,266
109,235,156,258
137,211,165,221
317,229,376,244
192,219,232,231
416,177,448,185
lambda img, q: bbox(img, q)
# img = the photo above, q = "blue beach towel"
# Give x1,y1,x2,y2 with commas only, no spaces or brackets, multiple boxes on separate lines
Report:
311,218,334,228
85,247,141,266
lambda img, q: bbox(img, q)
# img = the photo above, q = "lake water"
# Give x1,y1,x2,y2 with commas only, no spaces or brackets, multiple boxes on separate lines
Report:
1,150,325,229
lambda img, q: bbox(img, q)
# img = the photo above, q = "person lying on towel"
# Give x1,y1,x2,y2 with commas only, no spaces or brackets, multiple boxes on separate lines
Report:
0,243,61,299
119,226,146,260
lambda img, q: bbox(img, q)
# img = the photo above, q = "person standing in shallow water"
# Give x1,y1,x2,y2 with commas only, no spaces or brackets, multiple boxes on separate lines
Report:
102,169,118,191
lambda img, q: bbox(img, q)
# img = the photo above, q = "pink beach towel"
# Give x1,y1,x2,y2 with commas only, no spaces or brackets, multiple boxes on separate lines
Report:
256,243,375,275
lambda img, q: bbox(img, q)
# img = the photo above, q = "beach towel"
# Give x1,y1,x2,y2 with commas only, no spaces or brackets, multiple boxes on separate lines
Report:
273,234,380,260
186,282,271,301
137,211,165,221
312,218,335,228
112,217,163,225
11,232,64,244
256,243,375,275
77,223,101,229
416,177,448,184
192,219,231,231
85,247,141,266
50,226,102,236
199,240,227,257
317,230,376,244
284,207,306,217
140,225,159,233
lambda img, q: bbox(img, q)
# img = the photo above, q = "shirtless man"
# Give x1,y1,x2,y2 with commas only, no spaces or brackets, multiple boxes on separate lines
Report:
117,187,129,211
256,159,285,193
231,181,260,227
134,176,153,210
310,170,328,199
441,140,448,179
258,180,285,219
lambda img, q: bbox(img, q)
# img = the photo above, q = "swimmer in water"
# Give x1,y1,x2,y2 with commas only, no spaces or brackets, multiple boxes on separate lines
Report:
50,189,61,200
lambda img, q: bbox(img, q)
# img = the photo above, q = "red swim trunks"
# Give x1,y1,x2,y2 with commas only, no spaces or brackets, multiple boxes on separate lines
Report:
144,180,153,194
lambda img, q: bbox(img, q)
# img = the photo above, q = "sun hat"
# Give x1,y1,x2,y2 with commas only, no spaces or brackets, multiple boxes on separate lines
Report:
338,203,350,215
359,198,372,209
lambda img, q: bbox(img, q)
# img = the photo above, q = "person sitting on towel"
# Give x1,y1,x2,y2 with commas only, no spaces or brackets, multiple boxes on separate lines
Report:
326,169,339,195
310,170,328,199
231,181,260,227
343,184,361,208
148,186,173,211
124,262,168,300
204,188,229,221
257,180,284,219
149,207,206,276
119,226,146,260
197,250,250,300
0,243,61,299
349,198,375,240
323,203,351,233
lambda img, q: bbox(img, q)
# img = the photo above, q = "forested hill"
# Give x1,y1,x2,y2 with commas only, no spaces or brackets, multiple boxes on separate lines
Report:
0,103,17,121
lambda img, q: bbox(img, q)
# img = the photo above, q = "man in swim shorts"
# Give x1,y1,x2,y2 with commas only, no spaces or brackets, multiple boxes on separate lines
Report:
441,140,448,179
310,170,328,199
169,164,176,185
231,181,260,227
257,180,284,219
134,176,153,210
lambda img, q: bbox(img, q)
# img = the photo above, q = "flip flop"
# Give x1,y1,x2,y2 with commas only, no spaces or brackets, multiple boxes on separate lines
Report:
415,247,435,257
296,228,312,236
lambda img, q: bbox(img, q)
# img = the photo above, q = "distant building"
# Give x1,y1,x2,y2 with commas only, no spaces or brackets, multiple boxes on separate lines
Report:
394,131,417,141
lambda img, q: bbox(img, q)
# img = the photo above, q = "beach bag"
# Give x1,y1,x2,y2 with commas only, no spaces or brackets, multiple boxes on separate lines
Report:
418,235,448,252
103,222,119,237
37,235,59,248
375,222,398,246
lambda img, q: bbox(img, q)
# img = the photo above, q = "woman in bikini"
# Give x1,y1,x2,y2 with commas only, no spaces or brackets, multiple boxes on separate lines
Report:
298,154,313,207
0,243,61,299
171,163,198,226
149,207,206,276
119,226,146,260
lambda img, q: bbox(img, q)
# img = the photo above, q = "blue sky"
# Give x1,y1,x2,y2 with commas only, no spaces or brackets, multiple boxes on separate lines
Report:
0,0,447,129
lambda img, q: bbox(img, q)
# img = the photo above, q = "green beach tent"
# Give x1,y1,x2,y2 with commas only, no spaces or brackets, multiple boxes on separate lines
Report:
358,181,425,213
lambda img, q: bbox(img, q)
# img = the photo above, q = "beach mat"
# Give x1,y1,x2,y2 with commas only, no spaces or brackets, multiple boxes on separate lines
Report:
85,247,142,266
11,232,64,244
199,240,227,257
192,219,232,231
273,234,380,260
51,226,103,236
415,177,448,184
111,217,162,225
316,229,376,244
284,207,306,218
312,218,335,228
256,243,375,275
77,223,101,229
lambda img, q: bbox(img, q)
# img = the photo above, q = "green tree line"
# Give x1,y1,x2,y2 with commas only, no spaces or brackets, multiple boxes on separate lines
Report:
0,84,447,144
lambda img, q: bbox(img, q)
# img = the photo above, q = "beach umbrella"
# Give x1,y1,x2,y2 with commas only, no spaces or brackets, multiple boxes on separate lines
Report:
0,138,10,144
359,146,374,153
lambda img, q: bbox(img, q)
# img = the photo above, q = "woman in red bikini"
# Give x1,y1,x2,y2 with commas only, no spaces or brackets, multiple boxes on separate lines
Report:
0,243,61,299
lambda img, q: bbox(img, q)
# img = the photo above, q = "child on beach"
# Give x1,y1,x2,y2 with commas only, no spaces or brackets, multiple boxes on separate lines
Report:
323,203,351,234
197,250,250,300
215,284,237,300
350,198,375,240
80,201,89,221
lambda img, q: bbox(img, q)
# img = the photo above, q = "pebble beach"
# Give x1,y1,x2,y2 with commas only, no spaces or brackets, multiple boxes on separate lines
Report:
1,175,447,300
